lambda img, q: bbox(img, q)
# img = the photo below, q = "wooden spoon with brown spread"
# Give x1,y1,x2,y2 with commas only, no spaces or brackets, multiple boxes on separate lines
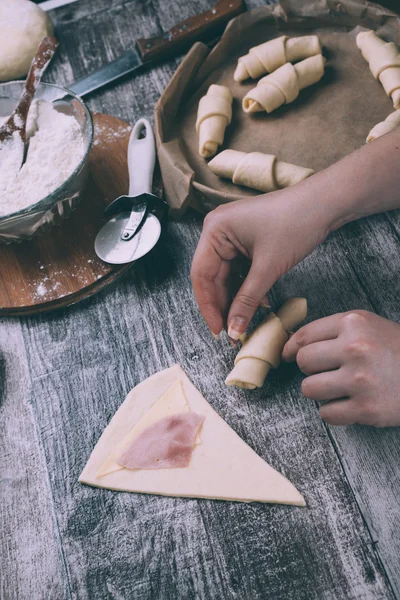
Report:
0,36,58,155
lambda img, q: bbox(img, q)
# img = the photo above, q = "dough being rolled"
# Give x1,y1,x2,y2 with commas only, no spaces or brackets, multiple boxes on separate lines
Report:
367,109,400,142
196,84,233,158
226,298,307,389
356,30,400,109
234,35,322,83
208,149,314,192
242,54,326,114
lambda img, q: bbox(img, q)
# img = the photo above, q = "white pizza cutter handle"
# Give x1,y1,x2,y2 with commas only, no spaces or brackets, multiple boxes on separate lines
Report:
127,118,156,197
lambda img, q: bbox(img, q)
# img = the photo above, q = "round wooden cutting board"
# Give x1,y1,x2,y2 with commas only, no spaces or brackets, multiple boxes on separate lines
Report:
0,113,146,316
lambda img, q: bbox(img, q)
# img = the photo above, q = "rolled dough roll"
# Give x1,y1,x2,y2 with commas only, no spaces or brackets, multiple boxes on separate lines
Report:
242,54,326,114
226,298,307,389
356,30,400,109
208,149,314,192
367,109,400,142
234,35,322,83
0,0,53,82
196,84,233,158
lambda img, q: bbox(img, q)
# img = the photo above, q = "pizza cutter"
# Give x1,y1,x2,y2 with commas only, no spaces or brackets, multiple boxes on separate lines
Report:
95,118,166,264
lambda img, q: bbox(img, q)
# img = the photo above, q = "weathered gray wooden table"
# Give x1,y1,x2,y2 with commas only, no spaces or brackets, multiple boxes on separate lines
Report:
1,1,400,598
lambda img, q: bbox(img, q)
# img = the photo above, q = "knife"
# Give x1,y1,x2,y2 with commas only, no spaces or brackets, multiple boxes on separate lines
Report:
67,0,245,98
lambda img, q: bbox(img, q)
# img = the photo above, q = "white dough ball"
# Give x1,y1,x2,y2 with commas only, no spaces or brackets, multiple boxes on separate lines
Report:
0,0,53,82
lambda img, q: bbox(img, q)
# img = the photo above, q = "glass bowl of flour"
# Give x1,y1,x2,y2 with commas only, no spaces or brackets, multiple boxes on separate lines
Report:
0,82,93,242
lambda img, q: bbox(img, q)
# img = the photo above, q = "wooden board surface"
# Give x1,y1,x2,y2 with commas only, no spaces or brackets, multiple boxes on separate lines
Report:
1,1,400,600
0,113,136,316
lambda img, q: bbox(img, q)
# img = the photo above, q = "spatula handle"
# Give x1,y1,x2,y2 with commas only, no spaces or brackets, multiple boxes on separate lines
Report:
127,118,156,197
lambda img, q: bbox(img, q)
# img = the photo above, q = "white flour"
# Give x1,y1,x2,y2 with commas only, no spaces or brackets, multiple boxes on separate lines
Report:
0,131,25,197
0,100,85,216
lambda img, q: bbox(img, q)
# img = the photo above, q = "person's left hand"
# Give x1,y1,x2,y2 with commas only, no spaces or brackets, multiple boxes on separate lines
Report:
282,310,400,427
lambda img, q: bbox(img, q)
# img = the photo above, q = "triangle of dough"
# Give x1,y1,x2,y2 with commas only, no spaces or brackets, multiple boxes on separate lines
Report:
79,365,305,506
96,379,200,478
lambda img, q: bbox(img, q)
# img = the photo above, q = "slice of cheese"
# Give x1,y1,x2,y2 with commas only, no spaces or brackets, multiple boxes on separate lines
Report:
96,379,200,478
80,365,305,506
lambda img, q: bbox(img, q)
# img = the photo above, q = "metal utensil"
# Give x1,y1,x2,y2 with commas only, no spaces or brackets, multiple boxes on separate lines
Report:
67,0,245,98
94,118,164,264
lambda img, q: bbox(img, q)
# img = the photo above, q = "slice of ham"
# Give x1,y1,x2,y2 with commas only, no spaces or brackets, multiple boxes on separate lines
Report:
117,412,204,470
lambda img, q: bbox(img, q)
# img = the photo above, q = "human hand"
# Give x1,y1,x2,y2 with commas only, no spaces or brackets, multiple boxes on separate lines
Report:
283,310,400,427
191,125,400,340
191,186,332,339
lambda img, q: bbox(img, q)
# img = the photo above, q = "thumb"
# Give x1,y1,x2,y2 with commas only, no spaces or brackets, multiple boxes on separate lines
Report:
227,259,274,340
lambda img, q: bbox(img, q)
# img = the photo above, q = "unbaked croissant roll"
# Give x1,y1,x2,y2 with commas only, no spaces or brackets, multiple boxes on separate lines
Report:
242,54,326,114
357,30,400,109
367,109,400,142
208,149,314,192
234,35,322,83
225,298,307,389
196,84,233,158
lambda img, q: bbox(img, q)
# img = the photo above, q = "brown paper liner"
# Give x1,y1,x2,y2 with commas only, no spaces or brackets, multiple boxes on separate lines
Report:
155,0,400,216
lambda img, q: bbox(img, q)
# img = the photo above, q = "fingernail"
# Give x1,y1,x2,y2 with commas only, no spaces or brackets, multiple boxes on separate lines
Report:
228,328,241,341
228,317,246,341
259,302,271,309
212,331,221,341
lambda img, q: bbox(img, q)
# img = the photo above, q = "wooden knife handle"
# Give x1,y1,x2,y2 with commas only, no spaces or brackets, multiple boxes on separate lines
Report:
136,0,246,63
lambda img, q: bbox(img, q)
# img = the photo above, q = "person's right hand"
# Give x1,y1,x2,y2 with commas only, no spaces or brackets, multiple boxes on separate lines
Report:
191,183,335,340
191,126,400,340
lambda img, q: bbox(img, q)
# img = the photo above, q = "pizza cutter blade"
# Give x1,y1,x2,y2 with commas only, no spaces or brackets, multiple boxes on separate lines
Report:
95,118,163,264
94,212,161,264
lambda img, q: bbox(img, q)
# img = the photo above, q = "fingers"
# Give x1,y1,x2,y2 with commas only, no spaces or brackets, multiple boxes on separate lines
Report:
259,294,271,309
296,340,342,375
302,369,349,401
282,314,342,362
319,399,359,426
214,260,232,329
191,238,225,336
227,259,276,340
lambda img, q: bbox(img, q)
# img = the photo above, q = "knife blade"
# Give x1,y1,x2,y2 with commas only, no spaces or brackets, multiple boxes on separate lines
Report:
68,49,143,98
67,0,245,98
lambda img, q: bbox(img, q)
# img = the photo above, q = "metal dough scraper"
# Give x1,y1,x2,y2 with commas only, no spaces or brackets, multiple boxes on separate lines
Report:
95,118,166,264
